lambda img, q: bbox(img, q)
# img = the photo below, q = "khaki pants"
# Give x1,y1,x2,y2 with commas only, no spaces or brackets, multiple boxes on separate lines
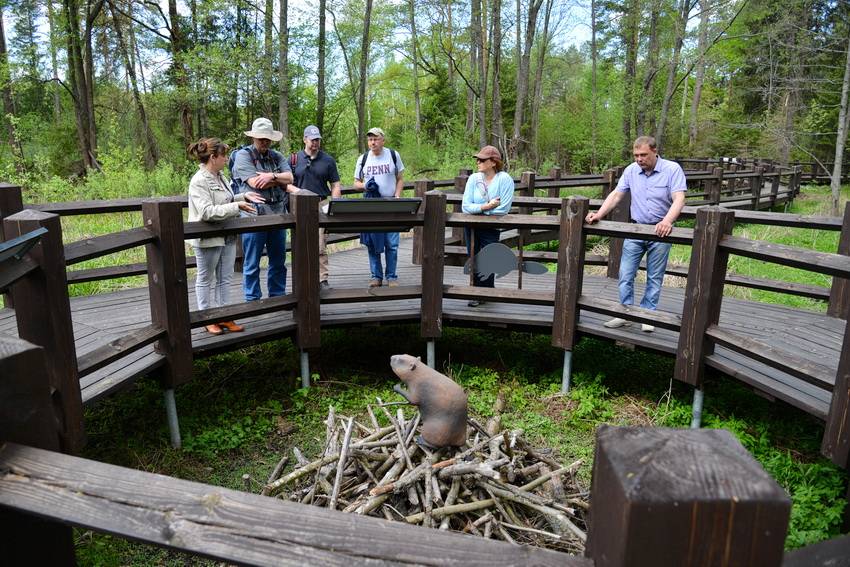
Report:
319,199,329,283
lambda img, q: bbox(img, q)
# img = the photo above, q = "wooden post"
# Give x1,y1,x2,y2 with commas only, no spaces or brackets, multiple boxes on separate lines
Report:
750,166,764,210
3,210,85,454
822,305,850,469
547,167,562,214
728,162,739,193
603,168,630,279
0,182,23,308
0,336,76,565
552,197,588,350
142,200,193,388
421,191,446,340
709,167,723,205
674,207,735,387
769,165,780,208
518,172,535,289
411,180,433,265
451,174,468,245
291,192,321,350
585,425,790,567
827,202,850,320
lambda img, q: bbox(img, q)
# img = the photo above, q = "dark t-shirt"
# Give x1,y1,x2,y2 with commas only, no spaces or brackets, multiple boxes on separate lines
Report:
292,150,340,198
231,146,290,214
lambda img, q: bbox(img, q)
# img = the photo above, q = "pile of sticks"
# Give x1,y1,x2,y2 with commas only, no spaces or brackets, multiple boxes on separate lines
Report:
263,398,588,553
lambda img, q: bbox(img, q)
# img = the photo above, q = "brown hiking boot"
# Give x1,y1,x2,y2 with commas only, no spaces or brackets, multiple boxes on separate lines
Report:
205,324,224,335
219,321,244,332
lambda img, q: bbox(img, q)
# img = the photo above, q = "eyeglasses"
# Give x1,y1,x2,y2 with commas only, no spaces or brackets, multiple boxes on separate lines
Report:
476,157,489,163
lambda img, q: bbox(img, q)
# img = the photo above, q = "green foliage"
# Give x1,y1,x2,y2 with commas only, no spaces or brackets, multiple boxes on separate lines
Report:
182,400,283,459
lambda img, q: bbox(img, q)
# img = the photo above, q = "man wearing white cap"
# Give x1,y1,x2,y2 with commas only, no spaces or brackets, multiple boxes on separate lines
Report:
231,117,294,301
354,127,405,287
287,125,341,286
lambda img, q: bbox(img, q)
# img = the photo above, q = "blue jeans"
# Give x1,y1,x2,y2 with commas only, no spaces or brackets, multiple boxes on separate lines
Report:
242,229,287,301
193,243,237,310
618,238,672,310
464,227,500,288
367,232,400,281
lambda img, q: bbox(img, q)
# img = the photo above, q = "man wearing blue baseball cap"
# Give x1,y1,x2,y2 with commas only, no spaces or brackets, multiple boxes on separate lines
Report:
287,125,341,286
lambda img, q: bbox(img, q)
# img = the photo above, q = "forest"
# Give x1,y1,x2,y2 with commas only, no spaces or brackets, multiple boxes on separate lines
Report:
0,0,849,205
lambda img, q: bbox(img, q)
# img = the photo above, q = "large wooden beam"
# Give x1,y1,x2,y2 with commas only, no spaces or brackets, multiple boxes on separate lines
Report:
0,182,23,307
291,192,321,350
827,202,850,320
822,290,850,469
675,207,735,387
142,200,193,388
3,209,85,453
421,190,446,339
411,179,433,265
0,443,584,566
585,426,790,567
552,197,588,350
0,337,75,565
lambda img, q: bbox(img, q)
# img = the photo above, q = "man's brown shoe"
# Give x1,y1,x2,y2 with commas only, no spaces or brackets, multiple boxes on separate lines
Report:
387,280,399,287
368,279,382,288
206,324,224,335
219,321,244,332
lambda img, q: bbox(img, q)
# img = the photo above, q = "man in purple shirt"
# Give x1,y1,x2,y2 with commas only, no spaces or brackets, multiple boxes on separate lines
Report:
585,136,687,332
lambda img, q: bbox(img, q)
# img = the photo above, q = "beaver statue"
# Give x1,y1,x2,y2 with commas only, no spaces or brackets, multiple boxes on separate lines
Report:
391,354,468,448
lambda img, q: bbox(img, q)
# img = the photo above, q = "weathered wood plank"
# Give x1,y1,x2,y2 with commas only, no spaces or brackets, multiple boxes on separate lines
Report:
189,294,298,327
76,324,165,378
782,534,850,567
822,308,850,467
0,255,38,292
421,191,446,339
552,197,588,350
675,208,736,387
142,201,193,388
64,227,155,265
320,285,422,304
720,235,850,278
827,202,850,319
291,192,321,350
577,296,682,331
0,443,582,567
586,426,790,567
3,210,85,453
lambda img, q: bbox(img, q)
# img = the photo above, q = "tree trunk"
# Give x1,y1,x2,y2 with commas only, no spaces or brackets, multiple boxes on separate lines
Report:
263,0,274,117
590,0,598,169
356,0,373,153
109,1,158,168
831,34,850,216
655,0,689,151
83,0,101,155
278,0,290,151
409,0,422,137
510,0,544,161
466,0,478,136
168,0,193,145
688,0,709,150
63,0,97,169
490,0,504,148
317,0,326,132
0,2,23,168
46,0,62,122
476,0,487,148
529,0,553,167
621,0,638,159
637,0,660,136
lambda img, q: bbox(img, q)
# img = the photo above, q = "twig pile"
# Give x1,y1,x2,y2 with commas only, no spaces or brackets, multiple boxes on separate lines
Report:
262,398,589,553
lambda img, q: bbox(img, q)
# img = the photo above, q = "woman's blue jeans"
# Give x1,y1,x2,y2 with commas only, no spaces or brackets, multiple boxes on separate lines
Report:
618,238,672,310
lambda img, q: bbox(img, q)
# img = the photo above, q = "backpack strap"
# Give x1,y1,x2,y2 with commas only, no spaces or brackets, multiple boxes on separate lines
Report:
358,149,399,180
290,152,298,168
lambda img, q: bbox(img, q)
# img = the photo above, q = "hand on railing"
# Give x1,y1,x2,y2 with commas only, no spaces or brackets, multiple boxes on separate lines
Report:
238,202,257,215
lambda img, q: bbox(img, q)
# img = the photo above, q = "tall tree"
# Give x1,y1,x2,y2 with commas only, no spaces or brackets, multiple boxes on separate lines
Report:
263,0,274,117
475,0,487,147
317,0,327,133
637,0,660,136
356,0,374,152
0,0,22,165
489,0,504,148
529,0,554,166
590,0,599,169
409,0,422,136
46,0,62,122
621,0,639,158
167,0,193,144
278,0,290,150
688,0,710,150
831,33,850,216
510,0,544,160
62,0,98,169
655,0,693,151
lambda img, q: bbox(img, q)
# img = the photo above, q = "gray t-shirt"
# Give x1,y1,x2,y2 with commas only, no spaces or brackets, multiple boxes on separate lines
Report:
354,148,404,198
231,146,290,214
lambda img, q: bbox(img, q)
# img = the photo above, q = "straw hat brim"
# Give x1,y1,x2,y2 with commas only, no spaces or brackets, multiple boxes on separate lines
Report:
244,129,283,142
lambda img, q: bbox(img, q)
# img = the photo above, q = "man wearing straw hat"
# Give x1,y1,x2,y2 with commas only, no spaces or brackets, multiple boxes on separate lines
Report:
231,117,294,301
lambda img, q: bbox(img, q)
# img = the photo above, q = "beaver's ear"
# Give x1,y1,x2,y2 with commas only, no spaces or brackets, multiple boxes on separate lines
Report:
409,359,417,371
416,356,421,362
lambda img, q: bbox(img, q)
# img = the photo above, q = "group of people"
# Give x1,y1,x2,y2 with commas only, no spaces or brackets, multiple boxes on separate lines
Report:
188,118,686,337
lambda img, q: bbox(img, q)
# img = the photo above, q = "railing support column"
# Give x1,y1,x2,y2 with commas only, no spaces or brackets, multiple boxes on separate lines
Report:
143,200,193,448
750,165,764,210
292,192,321,388
585,426,790,567
0,336,75,564
3,209,85,453
552,197,589,393
411,179,433,266
674,207,735,388
450,173,468,245
0,182,23,307
827,202,850,320
603,168,629,279
421,191,446,364
690,387,704,428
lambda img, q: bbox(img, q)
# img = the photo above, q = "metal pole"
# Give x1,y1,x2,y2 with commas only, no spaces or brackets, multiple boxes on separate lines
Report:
690,387,704,429
426,340,435,369
561,350,573,393
164,389,181,449
300,350,310,389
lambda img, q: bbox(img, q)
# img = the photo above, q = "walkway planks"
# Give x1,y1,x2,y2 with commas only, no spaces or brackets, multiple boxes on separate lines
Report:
0,236,840,418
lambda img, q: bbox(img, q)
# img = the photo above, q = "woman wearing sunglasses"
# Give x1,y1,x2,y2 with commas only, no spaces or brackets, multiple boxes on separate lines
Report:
460,145,515,306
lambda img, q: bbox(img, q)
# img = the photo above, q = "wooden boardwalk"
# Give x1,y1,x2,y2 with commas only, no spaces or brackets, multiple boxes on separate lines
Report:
0,236,841,418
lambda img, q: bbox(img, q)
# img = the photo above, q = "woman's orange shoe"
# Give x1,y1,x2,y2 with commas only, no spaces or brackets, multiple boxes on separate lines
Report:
205,324,224,335
219,321,244,332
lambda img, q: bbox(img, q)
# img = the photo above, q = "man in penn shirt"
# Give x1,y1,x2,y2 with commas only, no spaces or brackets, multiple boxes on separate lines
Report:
354,127,405,288
585,136,686,332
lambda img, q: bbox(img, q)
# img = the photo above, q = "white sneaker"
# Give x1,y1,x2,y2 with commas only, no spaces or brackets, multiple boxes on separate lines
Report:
604,318,629,328
641,324,655,332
